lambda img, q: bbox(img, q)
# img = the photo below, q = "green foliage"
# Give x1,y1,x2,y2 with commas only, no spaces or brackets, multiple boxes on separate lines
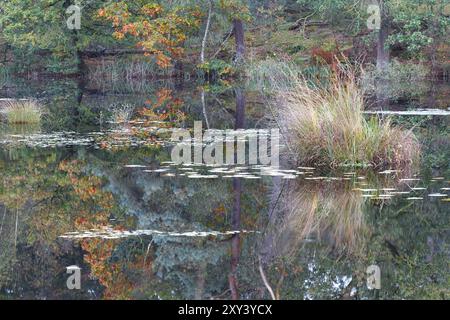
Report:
387,0,449,56
219,0,252,22
198,59,235,78
296,0,366,31
0,0,114,72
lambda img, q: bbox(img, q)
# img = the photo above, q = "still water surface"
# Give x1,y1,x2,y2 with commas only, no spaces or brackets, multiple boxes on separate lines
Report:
0,78,448,299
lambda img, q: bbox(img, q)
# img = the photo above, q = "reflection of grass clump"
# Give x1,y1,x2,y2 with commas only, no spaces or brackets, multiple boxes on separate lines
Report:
276,68,421,168
110,104,135,124
262,180,370,261
2,100,42,124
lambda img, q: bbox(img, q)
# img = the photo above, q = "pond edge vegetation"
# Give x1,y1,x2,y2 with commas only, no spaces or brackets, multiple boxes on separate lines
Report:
267,64,421,169
0,99,42,125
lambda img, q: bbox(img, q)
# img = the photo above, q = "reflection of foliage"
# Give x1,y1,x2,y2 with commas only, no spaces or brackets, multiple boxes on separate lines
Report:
0,149,106,298
418,118,450,177
361,191,450,299
198,59,236,79
1,132,447,300
0,148,74,243
59,159,143,300
0,151,144,299
138,88,186,127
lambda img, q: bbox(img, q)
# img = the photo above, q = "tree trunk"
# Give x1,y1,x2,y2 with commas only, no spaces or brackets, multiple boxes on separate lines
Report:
229,177,242,300
428,0,442,79
234,88,246,130
376,1,390,72
375,1,390,108
201,89,210,129
200,1,213,64
233,19,245,63
228,88,246,299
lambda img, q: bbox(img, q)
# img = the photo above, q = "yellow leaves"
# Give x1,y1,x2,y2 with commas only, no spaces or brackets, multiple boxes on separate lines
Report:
141,4,163,17
112,16,121,27
156,52,172,68
219,0,252,22
213,204,226,216
121,23,138,36
154,88,173,107
112,31,125,40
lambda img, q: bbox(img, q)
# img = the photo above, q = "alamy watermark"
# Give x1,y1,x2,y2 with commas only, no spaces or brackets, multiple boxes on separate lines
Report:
66,5,81,30
66,265,81,290
171,121,279,167
367,3,381,30
366,265,381,290
66,0,113,30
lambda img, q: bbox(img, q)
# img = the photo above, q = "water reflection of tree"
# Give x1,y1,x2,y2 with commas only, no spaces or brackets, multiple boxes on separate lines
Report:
0,148,111,299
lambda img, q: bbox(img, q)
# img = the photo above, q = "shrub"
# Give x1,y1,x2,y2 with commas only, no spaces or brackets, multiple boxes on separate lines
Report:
275,67,421,168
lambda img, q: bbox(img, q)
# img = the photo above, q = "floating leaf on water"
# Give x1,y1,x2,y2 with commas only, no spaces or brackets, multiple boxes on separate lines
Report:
162,173,176,177
354,188,378,192
153,168,170,173
364,109,450,116
379,170,398,174
374,194,394,198
428,193,447,197
187,174,219,179
60,226,259,239
124,165,147,168
282,175,298,179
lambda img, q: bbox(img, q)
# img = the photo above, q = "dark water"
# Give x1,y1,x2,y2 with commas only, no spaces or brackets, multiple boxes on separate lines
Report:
0,78,448,300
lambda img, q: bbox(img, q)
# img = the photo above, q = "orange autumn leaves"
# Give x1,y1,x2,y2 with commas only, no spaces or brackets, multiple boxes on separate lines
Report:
58,160,114,230
98,2,202,68
59,160,141,299
139,88,186,126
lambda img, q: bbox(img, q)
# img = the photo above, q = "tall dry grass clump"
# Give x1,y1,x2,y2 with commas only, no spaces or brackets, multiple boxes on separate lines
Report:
275,67,420,168
1,100,42,124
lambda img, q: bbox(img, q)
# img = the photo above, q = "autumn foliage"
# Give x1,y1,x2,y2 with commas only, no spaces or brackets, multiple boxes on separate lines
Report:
98,2,202,67
59,160,151,299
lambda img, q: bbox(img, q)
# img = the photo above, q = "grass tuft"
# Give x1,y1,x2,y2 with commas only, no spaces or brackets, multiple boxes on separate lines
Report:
1,100,42,124
274,66,421,168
